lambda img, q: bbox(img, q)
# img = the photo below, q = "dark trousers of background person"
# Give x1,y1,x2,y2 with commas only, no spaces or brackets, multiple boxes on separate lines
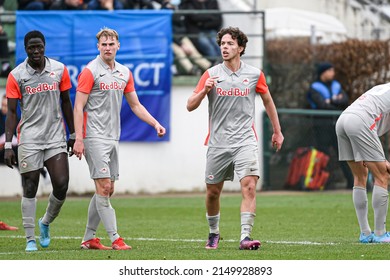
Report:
0,28,11,77
313,117,354,189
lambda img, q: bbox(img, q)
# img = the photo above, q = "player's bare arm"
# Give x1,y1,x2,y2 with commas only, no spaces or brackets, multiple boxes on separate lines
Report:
60,90,76,156
73,91,89,159
187,76,219,112
261,90,284,151
124,91,166,137
4,98,18,168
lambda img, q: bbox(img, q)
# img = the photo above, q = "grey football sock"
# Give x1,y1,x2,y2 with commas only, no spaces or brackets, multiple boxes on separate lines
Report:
21,197,37,242
372,185,389,236
83,194,101,241
353,186,371,235
96,194,119,243
206,212,220,234
41,193,65,225
240,212,256,241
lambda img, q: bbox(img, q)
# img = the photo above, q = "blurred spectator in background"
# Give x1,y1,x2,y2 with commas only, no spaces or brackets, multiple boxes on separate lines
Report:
0,21,12,78
17,0,53,10
307,62,349,110
87,0,123,9
180,0,222,64
50,0,87,9
162,0,211,75
120,0,161,9
307,62,353,189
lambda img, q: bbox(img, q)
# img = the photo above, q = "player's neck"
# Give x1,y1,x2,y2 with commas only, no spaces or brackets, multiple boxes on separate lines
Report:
100,56,115,70
223,58,241,73
28,59,45,73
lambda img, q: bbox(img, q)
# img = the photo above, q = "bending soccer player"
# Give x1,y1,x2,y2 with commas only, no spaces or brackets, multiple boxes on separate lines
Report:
336,83,390,243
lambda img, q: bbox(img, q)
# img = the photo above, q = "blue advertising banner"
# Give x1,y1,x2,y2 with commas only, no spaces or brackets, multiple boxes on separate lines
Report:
16,10,172,141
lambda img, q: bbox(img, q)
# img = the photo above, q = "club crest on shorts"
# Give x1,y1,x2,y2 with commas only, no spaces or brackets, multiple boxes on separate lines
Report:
21,161,28,169
207,174,214,180
100,167,108,173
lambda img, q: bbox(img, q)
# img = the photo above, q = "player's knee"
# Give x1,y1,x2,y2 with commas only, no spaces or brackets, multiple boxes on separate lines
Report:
22,176,39,198
51,176,69,199
206,187,221,200
23,185,38,198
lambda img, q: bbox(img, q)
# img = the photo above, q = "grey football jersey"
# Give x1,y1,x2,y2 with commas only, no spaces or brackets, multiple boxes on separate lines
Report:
76,55,135,140
344,83,390,136
6,57,71,145
194,62,268,148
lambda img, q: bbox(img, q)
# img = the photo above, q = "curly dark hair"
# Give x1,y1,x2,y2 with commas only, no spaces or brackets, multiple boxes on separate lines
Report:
216,27,248,56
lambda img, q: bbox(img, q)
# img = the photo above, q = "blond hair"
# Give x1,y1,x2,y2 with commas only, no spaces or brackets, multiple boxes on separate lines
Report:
96,27,119,41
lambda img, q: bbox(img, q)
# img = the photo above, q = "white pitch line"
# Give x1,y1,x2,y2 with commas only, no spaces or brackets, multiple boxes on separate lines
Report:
0,235,337,245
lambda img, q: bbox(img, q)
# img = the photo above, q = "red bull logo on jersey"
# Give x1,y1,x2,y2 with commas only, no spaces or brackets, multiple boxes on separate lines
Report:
242,78,250,85
25,82,58,94
216,87,250,97
99,81,126,91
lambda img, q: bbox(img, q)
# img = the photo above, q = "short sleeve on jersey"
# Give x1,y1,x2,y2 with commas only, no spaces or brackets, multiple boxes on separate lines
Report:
5,73,22,99
255,72,268,94
194,71,210,93
124,71,135,93
76,68,95,94
59,66,72,92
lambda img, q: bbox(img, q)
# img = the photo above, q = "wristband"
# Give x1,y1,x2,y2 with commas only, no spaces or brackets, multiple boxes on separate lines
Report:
69,133,76,140
4,142,12,149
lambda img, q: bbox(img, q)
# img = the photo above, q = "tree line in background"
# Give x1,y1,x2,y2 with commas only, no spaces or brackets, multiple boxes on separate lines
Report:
265,38,390,108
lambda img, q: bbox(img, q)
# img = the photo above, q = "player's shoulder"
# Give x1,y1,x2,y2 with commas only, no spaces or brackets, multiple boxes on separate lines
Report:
241,61,261,75
46,57,66,73
207,63,224,76
114,61,130,75
9,59,29,80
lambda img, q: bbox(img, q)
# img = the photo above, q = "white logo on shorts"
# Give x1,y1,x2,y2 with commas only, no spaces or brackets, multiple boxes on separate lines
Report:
100,167,108,173
21,162,28,169
208,174,214,180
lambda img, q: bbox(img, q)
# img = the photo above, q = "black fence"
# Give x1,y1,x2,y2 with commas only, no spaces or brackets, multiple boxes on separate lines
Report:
262,109,388,191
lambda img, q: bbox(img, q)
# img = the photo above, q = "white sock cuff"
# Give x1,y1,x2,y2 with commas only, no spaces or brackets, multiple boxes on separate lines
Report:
206,212,220,219
353,186,366,191
241,212,256,218
373,185,389,195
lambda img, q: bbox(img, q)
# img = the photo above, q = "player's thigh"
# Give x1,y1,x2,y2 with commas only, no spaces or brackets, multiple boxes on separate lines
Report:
18,144,45,174
205,147,234,184
84,138,118,180
233,145,260,181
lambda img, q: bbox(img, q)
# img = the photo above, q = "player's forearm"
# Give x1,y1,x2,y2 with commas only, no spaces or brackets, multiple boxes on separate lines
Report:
4,113,17,143
73,106,84,140
132,103,160,128
264,101,282,134
187,90,207,112
61,97,75,134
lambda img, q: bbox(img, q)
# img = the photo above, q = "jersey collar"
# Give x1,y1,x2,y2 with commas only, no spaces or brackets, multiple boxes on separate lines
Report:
24,56,51,75
221,61,245,77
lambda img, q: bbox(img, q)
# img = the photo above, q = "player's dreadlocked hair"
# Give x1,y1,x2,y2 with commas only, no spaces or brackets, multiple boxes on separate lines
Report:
24,30,45,47
216,27,248,56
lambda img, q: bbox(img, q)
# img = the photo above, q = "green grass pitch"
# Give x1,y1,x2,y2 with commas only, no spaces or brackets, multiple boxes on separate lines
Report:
0,191,389,260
